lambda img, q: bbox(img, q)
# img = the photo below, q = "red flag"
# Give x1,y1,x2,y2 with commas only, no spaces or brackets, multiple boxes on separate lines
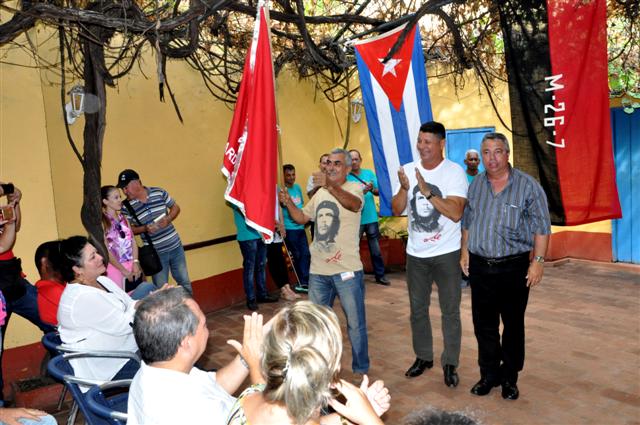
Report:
222,3,278,242
545,0,621,224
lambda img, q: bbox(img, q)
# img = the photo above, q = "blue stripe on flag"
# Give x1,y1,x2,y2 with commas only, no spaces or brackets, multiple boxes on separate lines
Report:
355,29,433,217
412,31,433,125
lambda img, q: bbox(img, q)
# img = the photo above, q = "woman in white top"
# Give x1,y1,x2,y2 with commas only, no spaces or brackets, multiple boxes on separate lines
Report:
57,236,139,386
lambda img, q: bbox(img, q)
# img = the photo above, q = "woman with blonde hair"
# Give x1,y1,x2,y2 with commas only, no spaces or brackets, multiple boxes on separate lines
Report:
226,301,390,425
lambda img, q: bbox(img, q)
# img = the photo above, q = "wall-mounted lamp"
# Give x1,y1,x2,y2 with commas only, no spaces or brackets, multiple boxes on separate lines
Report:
351,98,364,123
65,85,85,124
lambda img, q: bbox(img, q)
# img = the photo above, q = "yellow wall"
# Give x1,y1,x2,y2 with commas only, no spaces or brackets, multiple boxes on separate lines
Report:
0,25,60,347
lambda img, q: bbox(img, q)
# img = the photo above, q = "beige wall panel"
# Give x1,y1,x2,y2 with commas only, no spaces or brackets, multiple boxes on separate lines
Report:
429,71,512,140
276,73,338,189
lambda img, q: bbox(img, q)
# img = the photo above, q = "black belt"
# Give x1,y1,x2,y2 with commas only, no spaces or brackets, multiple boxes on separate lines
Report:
470,252,529,267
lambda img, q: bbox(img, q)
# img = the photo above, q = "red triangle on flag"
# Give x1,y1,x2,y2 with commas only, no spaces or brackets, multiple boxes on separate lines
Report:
354,26,417,111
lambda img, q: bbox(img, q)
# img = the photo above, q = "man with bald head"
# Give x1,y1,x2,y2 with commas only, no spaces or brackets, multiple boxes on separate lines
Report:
128,287,263,424
348,149,389,286
464,149,480,184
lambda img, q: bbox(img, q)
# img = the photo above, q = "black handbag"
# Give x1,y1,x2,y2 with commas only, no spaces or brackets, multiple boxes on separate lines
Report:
122,200,162,276
124,274,145,292
137,244,162,276
0,257,26,302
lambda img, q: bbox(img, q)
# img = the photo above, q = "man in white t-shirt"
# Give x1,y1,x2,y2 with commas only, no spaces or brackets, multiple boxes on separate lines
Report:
391,121,468,388
127,288,263,425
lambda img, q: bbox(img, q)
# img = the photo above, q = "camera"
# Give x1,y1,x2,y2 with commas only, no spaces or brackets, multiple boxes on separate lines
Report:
0,183,14,195
0,205,15,222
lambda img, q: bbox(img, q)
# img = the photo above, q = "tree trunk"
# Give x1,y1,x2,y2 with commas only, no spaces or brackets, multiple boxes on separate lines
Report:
80,37,108,258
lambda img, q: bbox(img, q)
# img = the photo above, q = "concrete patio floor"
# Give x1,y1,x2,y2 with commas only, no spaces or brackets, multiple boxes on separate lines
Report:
201,259,639,425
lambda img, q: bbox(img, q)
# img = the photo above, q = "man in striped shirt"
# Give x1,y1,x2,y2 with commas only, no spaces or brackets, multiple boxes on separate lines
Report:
118,169,192,294
461,133,551,401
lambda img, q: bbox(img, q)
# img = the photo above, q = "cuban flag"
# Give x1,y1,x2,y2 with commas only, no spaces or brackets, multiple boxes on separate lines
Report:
354,25,433,216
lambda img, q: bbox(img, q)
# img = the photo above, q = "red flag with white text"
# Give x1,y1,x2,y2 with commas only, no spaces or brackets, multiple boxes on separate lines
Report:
498,0,621,225
222,2,278,242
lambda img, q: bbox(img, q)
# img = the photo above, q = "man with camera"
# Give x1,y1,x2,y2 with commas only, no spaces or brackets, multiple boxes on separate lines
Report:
0,182,55,406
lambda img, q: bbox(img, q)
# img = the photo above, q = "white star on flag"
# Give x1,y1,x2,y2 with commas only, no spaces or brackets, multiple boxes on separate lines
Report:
379,58,401,77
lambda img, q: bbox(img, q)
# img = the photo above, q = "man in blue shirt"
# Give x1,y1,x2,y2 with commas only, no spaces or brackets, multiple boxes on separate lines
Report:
231,206,279,311
347,150,389,286
282,164,311,293
464,149,480,184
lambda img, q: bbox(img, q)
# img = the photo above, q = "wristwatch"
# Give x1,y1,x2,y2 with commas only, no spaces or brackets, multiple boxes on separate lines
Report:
426,192,434,200
533,255,545,263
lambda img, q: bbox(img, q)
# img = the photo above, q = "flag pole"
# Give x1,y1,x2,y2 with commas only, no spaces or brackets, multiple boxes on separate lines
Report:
260,0,285,189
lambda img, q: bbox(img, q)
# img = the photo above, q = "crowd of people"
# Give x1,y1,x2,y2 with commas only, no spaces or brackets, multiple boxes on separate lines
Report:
0,120,550,424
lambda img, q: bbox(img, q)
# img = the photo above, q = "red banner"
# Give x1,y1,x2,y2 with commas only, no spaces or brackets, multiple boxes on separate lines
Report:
222,4,278,242
546,0,621,224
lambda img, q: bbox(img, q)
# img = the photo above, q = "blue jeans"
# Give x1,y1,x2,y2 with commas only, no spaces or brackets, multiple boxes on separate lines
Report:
152,245,192,293
309,270,369,373
238,239,268,301
284,229,310,286
130,281,156,300
0,280,55,402
359,222,386,279
0,415,58,425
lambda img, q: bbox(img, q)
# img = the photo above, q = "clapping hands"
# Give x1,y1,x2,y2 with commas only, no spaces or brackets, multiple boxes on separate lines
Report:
328,375,390,425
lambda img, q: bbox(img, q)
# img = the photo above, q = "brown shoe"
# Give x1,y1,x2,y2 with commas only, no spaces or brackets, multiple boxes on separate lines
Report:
281,284,300,301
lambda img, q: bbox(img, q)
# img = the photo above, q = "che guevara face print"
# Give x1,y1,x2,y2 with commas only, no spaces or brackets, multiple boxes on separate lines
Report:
409,183,443,234
314,200,340,252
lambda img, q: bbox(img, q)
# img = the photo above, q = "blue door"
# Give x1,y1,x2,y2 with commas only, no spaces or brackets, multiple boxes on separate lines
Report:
611,108,640,264
445,127,494,173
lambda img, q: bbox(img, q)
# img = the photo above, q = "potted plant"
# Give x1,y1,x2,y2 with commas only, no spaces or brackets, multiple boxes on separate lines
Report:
359,216,408,273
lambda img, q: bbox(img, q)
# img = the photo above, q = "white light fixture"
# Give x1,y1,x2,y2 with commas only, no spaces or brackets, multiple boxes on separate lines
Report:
65,85,85,124
351,98,364,123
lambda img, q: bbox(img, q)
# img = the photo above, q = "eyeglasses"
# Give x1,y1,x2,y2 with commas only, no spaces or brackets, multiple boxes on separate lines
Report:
115,222,126,239
467,158,480,162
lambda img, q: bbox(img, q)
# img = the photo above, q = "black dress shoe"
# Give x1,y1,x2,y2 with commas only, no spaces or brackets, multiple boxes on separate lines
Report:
405,358,433,377
375,276,391,286
470,378,500,396
246,300,259,311
501,381,519,400
257,294,279,303
443,365,459,387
